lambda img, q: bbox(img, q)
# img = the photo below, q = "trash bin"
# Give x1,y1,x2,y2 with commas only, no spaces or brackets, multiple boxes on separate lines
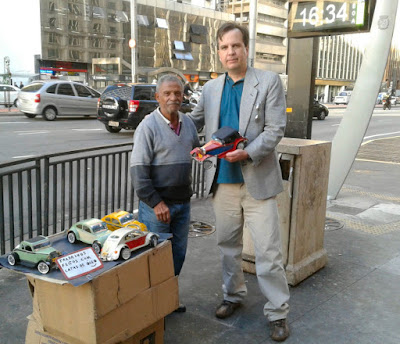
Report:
242,138,331,286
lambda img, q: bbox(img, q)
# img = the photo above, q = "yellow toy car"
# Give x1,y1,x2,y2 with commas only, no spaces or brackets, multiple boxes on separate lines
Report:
101,210,147,232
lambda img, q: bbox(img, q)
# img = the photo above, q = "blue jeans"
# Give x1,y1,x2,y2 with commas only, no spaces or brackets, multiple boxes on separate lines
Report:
138,201,191,276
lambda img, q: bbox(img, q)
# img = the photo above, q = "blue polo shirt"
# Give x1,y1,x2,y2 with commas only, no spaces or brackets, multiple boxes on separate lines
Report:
217,74,244,184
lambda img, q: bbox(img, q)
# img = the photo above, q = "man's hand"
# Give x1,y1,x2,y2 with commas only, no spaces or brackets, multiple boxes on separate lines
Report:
154,201,171,223
224,149,249,163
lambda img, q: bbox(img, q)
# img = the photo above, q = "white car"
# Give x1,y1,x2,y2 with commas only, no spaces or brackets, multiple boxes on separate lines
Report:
0,84,20,107
334,91,352,105
100,227,159,261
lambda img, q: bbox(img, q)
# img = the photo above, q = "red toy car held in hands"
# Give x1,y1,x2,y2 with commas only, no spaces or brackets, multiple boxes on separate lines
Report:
190,126,247,164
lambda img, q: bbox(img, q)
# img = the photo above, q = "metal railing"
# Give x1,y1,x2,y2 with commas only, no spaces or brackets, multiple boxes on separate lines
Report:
0,143,205,255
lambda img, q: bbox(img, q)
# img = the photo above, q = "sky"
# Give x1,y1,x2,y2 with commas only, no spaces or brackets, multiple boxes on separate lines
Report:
0,0,41,83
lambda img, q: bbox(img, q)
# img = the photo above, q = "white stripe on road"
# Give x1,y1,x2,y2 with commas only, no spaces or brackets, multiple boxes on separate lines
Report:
0,122,29,124
16,131,49,135
72,129,103,131
364,131,400,140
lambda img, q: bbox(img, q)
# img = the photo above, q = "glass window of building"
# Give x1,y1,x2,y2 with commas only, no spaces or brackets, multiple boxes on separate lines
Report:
115,11,129,23
68,20,79,31
93,6,106,19
156,18,168,29
137,15,150,27
68,3,81,15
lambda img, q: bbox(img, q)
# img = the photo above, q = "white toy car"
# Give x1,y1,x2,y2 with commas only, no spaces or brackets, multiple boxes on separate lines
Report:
100,227,159,261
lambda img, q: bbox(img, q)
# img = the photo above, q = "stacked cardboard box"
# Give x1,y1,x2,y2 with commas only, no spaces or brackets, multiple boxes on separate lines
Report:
25,240,178,344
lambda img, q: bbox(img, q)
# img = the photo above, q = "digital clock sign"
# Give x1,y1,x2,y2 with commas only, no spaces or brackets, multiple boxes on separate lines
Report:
288,0,376,38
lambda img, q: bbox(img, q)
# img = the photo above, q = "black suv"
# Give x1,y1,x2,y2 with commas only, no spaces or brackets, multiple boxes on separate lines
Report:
97,84,193,133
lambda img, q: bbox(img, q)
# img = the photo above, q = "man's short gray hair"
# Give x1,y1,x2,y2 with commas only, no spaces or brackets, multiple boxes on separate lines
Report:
156,74,184,93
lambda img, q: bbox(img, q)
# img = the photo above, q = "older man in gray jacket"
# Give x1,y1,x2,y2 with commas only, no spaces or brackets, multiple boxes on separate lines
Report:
189,22,290,342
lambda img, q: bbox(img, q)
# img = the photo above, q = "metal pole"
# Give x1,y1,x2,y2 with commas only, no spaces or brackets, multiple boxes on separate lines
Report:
130,0,137,83
248,0,257,67
327,0,399,199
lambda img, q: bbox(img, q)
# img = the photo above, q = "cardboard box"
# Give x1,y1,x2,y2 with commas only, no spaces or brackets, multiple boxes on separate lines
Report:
26,315,165,344
26,241,177,344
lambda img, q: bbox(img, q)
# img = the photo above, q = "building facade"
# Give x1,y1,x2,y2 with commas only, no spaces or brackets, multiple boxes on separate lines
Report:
39,0,234,88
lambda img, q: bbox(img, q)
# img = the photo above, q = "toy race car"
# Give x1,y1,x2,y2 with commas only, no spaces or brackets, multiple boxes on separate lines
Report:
100,227,159,261
7,236,61,274
101,210,148,232
190,126,247,163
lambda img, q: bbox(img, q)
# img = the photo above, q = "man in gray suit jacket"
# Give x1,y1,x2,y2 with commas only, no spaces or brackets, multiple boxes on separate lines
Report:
189,22,290,342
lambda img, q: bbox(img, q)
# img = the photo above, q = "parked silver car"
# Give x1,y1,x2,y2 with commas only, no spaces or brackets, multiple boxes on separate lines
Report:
17,81,100,120
0,84,20,107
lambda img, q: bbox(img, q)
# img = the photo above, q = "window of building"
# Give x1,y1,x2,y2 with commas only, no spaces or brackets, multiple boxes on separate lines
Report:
92,52,101,59
48,48,59,59
69,50,81,60
174,41,185,51
174,52,194,61
49,18,57,28
93,6,106,19
115,11,129,23
107,2,116,10
256,52,282,63
93,23,102,33
68,3,81,15
69,36,81,46
92,38,102,48
190,24,207,44
91,0,100,5
49,1,55,11
48,32,59,44
156,18,168,29
109,26,117,35
68,20,79,31
137,15,150,27
108,41,117,49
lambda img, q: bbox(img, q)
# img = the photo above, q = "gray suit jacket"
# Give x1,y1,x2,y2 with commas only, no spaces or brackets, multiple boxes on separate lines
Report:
189,67,286,200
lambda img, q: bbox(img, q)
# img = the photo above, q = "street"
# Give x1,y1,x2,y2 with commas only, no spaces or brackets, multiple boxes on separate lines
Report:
1,106,400,163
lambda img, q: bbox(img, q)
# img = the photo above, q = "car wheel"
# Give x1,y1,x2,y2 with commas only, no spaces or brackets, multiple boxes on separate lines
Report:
37,261,50,274
92,242,101,255
67,231,76,244
150,235,158,247
120,247,131,260
24,113,37,119
7,253,19,266
105,124,122,133
317,111,326,120
42,106,57,121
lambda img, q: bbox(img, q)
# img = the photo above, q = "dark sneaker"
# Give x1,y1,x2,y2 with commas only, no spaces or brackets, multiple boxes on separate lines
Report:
174,303,186,313
270,319,290,342
215,300,241,319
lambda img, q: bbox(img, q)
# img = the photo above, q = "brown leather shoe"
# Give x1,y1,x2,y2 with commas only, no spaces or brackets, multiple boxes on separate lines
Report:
215,300,240,319
270,319,290,342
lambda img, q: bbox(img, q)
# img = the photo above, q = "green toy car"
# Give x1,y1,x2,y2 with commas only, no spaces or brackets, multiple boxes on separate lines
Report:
7,236,61,274
66,218,111,254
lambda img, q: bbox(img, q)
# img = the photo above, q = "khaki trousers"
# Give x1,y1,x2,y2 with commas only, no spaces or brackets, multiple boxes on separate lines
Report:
213,183,290,321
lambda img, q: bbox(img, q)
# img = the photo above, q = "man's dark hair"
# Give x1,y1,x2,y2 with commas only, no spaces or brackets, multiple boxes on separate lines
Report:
216,22,249,49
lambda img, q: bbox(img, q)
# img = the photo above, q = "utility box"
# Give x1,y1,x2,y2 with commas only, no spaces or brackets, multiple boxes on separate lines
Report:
242,138,331,286
25,240,178,344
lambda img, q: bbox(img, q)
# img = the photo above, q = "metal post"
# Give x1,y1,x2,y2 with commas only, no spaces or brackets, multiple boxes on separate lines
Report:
130,0,138,83
248,0,257,67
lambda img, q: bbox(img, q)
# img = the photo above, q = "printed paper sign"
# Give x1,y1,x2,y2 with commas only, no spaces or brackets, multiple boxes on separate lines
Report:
56,247,103,280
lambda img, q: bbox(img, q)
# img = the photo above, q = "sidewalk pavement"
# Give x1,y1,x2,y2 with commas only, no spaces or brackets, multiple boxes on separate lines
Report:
1,146,400,343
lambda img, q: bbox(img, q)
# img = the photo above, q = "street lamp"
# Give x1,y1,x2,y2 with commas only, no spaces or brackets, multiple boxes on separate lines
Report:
130,0,138,83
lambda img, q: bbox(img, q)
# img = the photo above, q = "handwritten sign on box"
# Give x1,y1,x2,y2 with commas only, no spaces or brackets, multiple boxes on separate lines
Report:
56,247,103,280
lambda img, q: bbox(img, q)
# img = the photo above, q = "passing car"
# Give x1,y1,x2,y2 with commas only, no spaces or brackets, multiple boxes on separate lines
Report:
313,100,329,120
191,126,247,163
0,84,20,107
334,91,352,105
7,235,61,274
97,83,194,133
66,218,111,254
101,210,148,232
17,80,100,120
100,227,159,261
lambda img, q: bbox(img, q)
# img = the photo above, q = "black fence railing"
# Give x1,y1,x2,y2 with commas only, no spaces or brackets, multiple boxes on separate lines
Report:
0,143,205,255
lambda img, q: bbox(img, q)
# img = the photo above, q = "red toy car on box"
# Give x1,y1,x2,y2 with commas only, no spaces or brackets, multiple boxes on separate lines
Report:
191,126,247,163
